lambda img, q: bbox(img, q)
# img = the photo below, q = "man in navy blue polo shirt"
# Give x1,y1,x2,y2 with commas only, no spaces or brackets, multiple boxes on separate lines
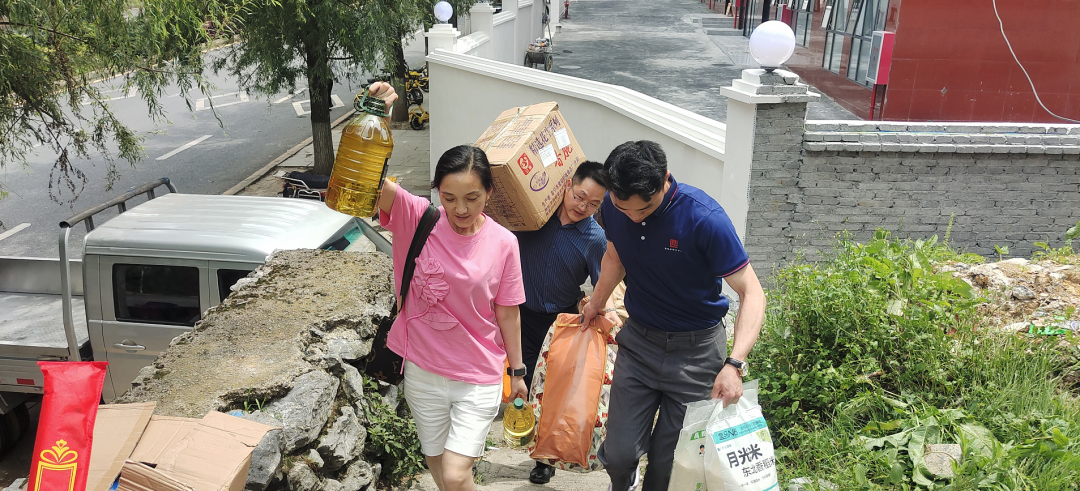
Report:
582,141,766,491
516,161,621,484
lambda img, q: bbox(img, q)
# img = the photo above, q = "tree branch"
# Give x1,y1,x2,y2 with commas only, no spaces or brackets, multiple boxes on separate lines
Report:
0,21,90,44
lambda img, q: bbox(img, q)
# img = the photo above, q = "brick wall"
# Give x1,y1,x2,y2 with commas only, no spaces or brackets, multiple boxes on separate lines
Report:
745,120,1080,278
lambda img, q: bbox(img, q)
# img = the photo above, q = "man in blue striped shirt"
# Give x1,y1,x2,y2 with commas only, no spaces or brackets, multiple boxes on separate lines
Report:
515,161,621,485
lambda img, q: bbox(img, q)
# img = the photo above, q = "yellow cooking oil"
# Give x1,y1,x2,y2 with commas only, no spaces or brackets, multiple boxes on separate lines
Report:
503,397,536,448
325,90,394,217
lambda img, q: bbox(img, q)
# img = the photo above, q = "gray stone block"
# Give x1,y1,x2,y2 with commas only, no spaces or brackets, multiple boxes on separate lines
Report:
1018,125,1048,134
881,143,902,152
803,132,826,142
823,133,843,142
925,444,963,478
840,132,861,142
1046,146,1066,154
916,134,936,143
245,429,283,491
970,134,990,143
952,134,972,143
900,144,921,152
842,143,863,152
263,370,341,453
317,406,367,470
989,135,1007,144
991,145,1012,154
933,134,954,143
826,143,844,151
287,462,320,491
956,145,976,153
937,145,957,153
810,122,841,131
917,145,938,153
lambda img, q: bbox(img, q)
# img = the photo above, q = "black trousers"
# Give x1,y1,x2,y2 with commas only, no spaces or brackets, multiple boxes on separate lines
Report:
519,303,579,397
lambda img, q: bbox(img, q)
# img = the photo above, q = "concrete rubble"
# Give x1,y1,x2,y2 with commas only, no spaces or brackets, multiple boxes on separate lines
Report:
118,249,399,491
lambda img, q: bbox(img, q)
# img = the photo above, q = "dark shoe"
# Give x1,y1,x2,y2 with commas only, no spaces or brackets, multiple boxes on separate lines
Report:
529,462,556,484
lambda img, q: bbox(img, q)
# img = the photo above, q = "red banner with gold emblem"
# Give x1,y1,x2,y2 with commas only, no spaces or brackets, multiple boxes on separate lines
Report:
28,361,108,491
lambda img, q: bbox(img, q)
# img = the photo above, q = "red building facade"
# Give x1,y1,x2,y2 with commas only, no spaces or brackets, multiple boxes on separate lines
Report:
768,0,1080,123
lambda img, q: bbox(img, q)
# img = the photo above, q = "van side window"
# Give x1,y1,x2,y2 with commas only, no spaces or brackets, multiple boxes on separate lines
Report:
113,264,201,326
217,269,254,303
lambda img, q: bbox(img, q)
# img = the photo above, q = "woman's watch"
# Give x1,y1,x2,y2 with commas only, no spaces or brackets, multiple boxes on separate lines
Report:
506,366,527,377
724,357,748,377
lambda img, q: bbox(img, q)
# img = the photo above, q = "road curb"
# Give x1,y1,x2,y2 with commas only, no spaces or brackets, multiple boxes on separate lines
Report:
223,109,357,195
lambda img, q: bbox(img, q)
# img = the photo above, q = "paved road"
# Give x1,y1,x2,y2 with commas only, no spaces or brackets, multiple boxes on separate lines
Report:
550,0,857,122
0,51,368,259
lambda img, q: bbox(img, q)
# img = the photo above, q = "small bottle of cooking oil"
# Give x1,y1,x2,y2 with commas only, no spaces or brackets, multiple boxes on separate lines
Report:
325,90,394,217
503,397,536,448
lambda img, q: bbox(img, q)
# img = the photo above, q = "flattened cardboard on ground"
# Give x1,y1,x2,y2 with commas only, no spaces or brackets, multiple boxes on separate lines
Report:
87,402,156,491
117,461,193,491
475,102,586,231
90,409,277,491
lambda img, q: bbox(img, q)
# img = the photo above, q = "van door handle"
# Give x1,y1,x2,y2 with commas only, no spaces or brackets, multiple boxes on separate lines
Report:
113,340,146,351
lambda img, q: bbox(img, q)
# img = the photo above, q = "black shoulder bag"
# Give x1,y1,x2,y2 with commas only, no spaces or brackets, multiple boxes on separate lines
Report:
363,204,440,385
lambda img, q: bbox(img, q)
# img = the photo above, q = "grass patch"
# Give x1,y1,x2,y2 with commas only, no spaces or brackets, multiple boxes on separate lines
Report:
759,230,1080,489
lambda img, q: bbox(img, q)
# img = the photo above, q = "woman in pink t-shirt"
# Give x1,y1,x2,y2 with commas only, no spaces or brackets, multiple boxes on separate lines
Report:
378,144,528,491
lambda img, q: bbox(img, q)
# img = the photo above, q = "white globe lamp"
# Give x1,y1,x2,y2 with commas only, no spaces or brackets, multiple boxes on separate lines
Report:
434,1,454,23
748,21,796,72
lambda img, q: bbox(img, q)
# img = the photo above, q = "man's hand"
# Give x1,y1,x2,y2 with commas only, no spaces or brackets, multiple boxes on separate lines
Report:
603,310,623,328
367,81,398,107
711,365,743,407
581,299,603,331
509,376,528,401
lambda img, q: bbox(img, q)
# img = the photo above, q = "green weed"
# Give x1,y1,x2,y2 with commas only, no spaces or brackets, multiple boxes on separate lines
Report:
758,230,1080,489
362,377,424,486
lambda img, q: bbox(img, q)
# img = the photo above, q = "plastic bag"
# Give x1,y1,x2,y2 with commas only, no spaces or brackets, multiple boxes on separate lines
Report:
668,399,723,491
703,380,778,491
28,361,108,491
528,312,614,469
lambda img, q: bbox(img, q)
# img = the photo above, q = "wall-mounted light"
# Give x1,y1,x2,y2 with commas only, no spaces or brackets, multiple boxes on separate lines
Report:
434,1,454,23
749,21,796,72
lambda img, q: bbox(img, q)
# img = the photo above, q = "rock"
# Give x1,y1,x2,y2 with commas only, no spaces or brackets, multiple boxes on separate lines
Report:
1002,322,1030,333
317,406,367,470
340,459,375,491
286,461,319,491
379,384,400,412
999,258,1029,267
323,479,345,491
263,370,341,453
925,444,962,478
245,428,283,491
325,329,373,362
1011,285,1037,301
2,478,27,491
372,463,382,480
968,264,1011,289
307,448,325,469
339,363,366,404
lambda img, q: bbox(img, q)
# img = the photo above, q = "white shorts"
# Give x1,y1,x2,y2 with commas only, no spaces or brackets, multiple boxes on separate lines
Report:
403,361,502,457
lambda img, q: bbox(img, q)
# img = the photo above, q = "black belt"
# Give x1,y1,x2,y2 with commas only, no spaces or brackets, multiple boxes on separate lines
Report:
626,318,723,344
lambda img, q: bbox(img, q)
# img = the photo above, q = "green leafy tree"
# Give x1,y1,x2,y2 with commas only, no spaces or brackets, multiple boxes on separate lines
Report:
0,0,221,205
210,0,475,176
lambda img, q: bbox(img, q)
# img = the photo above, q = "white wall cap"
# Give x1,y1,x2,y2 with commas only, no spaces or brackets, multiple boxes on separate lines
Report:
720,86,820,104
427,50,728,159
425,23,461,38
470,2,497,13
742,68,801,85
494,11,516,26
455,32,490,53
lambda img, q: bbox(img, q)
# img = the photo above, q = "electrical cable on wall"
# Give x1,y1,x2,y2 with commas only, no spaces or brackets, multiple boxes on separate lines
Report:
992,0,1080,123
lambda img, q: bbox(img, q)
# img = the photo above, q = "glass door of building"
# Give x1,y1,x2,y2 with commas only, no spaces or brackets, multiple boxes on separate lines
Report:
821,0,889,85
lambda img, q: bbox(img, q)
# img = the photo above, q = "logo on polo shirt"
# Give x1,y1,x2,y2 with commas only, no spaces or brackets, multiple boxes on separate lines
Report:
665,238,682,253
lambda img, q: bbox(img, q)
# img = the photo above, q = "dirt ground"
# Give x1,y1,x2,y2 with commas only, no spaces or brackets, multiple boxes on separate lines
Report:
940,256,1080,332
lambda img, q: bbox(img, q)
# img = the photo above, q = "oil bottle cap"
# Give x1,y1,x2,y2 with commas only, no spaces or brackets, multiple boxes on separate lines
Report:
355,89,390,118
513,397,525,409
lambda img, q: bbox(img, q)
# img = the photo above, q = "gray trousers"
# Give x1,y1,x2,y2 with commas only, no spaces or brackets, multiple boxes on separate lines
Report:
598,318,726,491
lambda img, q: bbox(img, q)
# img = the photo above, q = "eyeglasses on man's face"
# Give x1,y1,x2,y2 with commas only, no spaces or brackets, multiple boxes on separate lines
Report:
570,187,602,213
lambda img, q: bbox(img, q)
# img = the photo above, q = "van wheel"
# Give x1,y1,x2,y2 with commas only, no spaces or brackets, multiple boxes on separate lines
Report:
14,404,29,440
0,411,16,456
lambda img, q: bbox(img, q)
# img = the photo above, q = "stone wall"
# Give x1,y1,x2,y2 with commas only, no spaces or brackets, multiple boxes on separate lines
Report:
745,121,1080,277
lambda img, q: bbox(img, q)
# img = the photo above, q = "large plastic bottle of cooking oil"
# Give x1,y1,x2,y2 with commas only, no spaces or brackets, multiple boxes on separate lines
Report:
325,90,394,217
503,397,536,448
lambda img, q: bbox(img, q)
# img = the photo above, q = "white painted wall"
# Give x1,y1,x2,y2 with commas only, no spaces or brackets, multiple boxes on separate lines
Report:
425,52,749,235
517,0,534,56
492,11,517,64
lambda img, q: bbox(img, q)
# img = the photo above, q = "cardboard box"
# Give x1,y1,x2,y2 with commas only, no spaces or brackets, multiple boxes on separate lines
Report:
474,102,588,231
88,405,277,491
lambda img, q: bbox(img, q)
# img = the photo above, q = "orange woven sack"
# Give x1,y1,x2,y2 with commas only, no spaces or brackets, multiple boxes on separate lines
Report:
529,312,612,467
